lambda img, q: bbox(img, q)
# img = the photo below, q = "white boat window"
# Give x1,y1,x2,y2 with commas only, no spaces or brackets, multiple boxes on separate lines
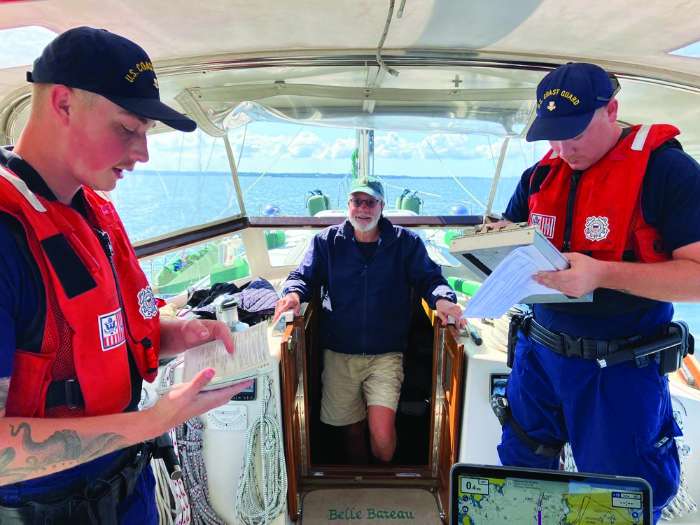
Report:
265,227,476,271
111,130,242,242
266,230,316,268
224,118,549,219
227,122,357,217
139,233,250,298
490,138,550,215
373,131,548,216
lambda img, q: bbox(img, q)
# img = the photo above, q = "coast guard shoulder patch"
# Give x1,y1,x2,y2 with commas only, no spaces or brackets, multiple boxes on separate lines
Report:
138,286,159,319
584,216,610,241
99,308,125,351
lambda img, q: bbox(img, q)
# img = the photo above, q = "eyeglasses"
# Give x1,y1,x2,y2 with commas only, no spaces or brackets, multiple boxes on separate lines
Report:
349,197,379,208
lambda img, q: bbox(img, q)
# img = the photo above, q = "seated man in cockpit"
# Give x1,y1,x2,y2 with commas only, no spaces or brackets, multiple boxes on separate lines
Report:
274,177,464,463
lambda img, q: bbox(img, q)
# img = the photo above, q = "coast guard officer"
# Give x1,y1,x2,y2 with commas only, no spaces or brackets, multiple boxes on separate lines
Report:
492,62,700,523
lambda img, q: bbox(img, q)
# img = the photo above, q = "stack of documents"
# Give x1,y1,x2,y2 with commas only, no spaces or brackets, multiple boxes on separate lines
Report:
449,224,592,318
463,245,567,318
182,322,271,390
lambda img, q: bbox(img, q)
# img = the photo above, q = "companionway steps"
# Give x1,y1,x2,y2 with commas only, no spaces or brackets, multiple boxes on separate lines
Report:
300,488,441,524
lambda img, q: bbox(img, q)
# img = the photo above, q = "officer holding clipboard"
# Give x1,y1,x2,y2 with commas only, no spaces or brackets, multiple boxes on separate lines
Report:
487,62,700,523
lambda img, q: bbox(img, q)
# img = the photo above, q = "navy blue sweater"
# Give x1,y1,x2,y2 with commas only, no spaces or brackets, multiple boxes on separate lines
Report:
283,218,456,355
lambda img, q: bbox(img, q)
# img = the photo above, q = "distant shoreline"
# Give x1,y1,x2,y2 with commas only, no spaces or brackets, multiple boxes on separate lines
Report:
132,170,518,180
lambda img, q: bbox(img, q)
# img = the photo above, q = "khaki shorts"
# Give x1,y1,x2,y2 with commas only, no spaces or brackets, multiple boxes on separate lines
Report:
320,349,404,426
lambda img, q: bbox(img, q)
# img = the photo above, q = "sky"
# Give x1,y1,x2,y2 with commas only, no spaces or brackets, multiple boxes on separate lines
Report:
0,26,56,68
670,41,700,58
143,122,550,178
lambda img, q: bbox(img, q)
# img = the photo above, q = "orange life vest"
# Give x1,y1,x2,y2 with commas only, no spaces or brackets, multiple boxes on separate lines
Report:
0,165,159,417
528,124,679,262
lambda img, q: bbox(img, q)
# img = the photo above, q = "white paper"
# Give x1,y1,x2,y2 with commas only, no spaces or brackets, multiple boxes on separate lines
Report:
463,245,567,318
183,322,271,390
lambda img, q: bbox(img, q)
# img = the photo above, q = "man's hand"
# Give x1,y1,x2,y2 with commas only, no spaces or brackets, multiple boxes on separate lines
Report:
479,219,513,232
160,318,235,356
151,368,253,430
435,299,467,329
533,252,607,297
273,292,301,322
180,318,235,354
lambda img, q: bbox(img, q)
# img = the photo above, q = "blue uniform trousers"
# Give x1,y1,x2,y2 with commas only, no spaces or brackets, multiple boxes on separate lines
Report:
498,331,681,523
118,464,158,525
0,460,157,525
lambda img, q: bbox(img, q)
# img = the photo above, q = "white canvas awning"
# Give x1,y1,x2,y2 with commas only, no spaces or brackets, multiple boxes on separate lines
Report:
0,1,699,152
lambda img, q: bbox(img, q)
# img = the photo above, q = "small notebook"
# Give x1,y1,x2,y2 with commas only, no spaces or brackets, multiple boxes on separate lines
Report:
182,322,271,391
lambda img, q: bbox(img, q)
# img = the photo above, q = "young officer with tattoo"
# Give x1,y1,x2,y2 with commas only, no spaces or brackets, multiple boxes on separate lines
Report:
489,63,700,523
0,27,251,523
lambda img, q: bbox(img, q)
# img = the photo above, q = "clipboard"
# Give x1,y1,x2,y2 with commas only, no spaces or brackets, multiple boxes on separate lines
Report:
449,223,592,304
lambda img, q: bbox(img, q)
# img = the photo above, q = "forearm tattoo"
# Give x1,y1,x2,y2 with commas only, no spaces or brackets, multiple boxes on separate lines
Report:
0,422,126,484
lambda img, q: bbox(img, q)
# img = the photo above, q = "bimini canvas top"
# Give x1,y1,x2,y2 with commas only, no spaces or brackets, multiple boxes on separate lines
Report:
0,1,700,154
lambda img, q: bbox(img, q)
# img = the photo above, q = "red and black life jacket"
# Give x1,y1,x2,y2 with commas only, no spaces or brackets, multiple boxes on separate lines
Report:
0,165,160,418
528,124,679,263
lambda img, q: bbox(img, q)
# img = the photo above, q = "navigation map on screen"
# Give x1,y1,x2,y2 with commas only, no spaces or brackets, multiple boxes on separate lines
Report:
455,474,645,524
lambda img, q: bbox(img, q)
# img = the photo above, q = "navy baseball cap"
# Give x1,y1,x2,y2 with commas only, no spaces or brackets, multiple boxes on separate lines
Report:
526,63,618,142
27,27,196,132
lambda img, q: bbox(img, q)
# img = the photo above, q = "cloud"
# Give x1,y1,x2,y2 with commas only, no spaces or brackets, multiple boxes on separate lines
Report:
418,134,490,160
375,132,417,159
474,137,550,164
144,127,549,173
287,131,322,158
145,131,231,171
230,130,327,159
241,134,286,157
234,130,505,163
314,137,356,160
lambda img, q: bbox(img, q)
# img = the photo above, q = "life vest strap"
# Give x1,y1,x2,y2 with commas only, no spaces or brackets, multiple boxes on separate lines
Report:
45,378,85,410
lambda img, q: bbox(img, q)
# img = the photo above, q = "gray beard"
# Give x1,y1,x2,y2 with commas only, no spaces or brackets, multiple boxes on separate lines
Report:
348,215,380,233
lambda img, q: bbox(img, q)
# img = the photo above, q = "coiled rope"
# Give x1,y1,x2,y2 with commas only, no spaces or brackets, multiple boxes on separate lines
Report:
177,417,227,525
235,375,288,525
158,357,224,525
153,429,192,525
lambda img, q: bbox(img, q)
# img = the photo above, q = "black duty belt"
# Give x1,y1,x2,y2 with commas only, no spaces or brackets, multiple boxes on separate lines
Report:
0,441,153,525
522,316,646,360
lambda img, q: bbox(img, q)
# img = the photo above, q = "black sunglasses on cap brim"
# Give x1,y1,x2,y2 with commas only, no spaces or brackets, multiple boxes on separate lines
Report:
596,74,621,102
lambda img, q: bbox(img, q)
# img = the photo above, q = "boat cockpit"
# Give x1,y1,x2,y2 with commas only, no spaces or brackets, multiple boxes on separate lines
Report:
2,3,700,522
99,63,700,522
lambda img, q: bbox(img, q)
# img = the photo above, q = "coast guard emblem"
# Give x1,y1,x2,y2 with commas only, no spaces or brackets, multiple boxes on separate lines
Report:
547,100,556,111
138,286,159,319
584,216,610,241
99,308,125,351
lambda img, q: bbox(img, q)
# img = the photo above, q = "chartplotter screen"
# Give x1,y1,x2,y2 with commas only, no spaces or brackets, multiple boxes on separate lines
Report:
450,464,651,525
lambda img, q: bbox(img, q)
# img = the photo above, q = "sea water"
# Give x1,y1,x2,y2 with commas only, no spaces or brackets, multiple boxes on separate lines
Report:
111,171,516,242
